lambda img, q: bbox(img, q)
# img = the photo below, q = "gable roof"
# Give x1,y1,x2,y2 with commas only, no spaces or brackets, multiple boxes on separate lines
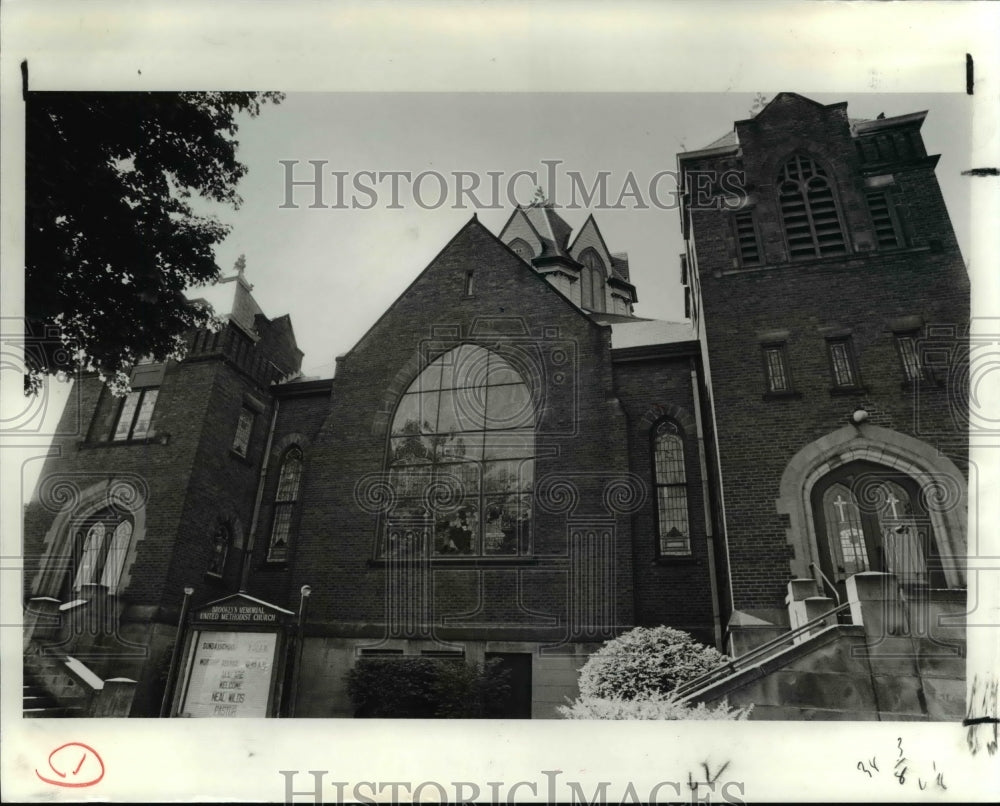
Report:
346,216,602,358
519,203,574,257
697,92,873,151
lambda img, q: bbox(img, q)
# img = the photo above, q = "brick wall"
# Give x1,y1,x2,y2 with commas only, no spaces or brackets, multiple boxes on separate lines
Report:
683,94,970,615
284,218,636,641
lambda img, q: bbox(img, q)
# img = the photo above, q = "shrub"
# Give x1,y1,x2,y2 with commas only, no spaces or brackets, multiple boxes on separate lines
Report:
558,692,752,720
347,657,511,718
577,626,729,700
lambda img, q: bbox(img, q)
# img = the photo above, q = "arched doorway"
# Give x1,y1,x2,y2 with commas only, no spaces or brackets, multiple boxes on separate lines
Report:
776,424,967,591
811,460,947,596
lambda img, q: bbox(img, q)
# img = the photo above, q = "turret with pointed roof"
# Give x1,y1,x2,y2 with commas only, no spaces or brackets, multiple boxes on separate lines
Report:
498,207,638,317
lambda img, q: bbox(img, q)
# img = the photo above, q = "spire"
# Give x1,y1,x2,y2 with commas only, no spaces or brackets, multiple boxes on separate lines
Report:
233,253,253,291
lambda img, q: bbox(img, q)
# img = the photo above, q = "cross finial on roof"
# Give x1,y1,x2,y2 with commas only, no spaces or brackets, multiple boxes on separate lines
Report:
529,186,549,207
234,254,247,275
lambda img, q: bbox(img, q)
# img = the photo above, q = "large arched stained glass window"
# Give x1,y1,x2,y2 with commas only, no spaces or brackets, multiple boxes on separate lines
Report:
384,344,534,557
778,154,847,260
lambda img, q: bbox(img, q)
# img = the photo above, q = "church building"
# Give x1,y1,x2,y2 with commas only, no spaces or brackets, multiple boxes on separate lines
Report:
23,93,969,720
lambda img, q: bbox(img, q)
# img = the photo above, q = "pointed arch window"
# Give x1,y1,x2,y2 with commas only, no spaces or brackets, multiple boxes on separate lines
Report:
579,248,606,312
384,344,534,557
267,447,303,562
653,420,690,556
207,523,232,577
778,155,847,260
67,510,134,595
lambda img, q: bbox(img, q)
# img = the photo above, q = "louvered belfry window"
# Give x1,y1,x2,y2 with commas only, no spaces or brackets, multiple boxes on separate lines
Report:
866,190,902,249
734,210,761,266
778,155,847,260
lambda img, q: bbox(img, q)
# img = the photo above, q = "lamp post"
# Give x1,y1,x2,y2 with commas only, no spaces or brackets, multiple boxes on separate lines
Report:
288,584,312,717
159,585,194,718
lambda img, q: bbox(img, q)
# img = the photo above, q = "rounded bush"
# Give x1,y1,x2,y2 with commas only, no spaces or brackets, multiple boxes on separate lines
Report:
577,626,729,700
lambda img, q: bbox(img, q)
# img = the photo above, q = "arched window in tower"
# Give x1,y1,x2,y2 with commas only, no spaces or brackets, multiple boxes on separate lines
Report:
653,420,690,556
67,509,134,595
384,344,534,557
508,238,533,262
267,447,303,562
579,248,606,312
207,523,231,577
778,154,847,260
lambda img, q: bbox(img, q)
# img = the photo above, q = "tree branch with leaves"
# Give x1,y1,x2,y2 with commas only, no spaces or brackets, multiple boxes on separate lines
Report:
25,90,283,394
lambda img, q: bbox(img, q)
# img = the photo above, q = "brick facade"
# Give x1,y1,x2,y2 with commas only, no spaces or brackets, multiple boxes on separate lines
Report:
23,92,968,718
678,93,969,638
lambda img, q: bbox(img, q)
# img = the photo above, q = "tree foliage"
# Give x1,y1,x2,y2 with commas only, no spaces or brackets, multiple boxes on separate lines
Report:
577,625,729,700
25,91,283,394
347,656,511,718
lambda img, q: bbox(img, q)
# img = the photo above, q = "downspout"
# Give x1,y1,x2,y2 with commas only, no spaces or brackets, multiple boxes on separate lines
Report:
240,397,280,592
690,359,723,652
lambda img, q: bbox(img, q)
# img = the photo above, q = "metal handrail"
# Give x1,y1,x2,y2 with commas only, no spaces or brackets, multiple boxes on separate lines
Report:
672,600,853,701
809,562,841,607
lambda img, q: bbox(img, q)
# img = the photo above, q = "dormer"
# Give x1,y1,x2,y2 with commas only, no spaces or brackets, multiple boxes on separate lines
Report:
568,215,637,316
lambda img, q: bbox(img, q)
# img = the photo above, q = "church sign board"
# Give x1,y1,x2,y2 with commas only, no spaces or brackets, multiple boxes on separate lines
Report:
171,593,294,718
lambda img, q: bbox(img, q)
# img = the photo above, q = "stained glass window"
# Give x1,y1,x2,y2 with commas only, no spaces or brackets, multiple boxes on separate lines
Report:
384,344,534,557
896,334,924,382
827,338,859,388
207,524,231,577
654,420,690,556
822,483,869,579
70,511,134,593
232,408,254,457
873,480,927,585
268,447,303,562
108,388,159,441
763,345,790,393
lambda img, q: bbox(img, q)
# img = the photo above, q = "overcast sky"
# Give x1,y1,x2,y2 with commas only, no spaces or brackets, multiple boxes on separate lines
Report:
203,91,973,378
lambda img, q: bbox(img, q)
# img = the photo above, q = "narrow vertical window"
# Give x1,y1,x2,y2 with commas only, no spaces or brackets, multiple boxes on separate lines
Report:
826,337,860,389
232,408,254,457
654,420,690,556
207,524,231,577
866,190,903,249
579,248,606,312
465,271,475,296
896,333,924,382
69,511,134,593
733,210,761,266
268,447,303,562
762,344,791,394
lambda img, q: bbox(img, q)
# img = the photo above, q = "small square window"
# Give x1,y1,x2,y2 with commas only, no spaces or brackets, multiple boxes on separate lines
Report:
232,408,254,457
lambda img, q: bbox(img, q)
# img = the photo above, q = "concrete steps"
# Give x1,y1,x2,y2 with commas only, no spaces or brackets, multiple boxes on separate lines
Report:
22,668,84,718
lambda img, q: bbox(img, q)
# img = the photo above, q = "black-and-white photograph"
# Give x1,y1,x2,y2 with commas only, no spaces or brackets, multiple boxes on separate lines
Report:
3,2,998,803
